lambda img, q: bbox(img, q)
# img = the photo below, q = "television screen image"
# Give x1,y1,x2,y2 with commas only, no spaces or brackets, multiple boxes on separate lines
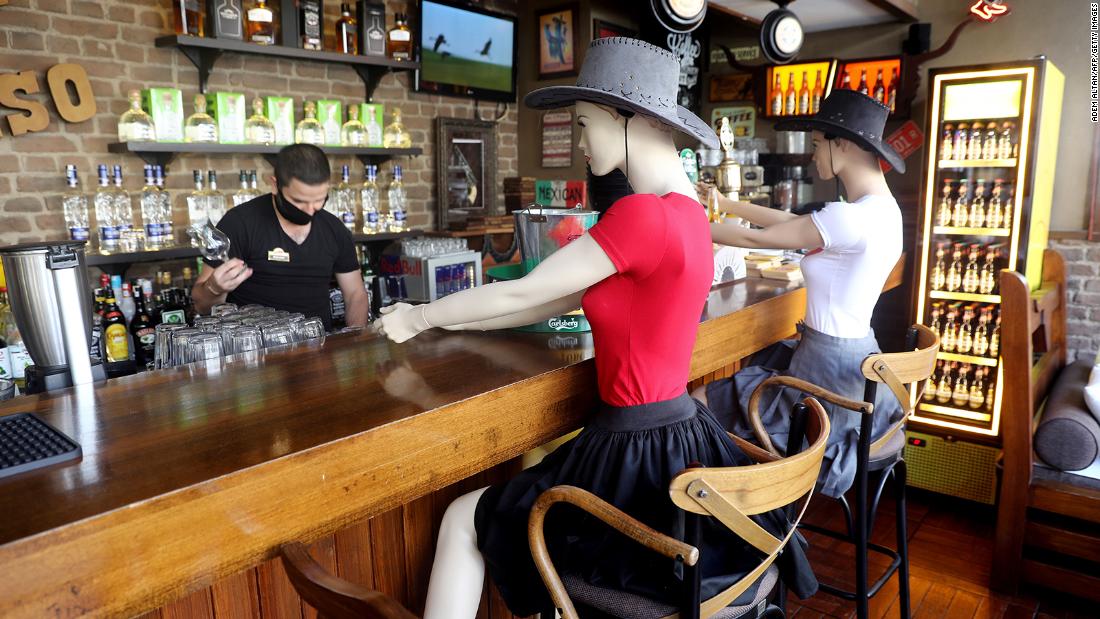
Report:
417,0,517,101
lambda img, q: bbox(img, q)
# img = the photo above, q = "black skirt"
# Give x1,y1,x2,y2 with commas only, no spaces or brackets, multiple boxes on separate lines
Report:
474,392,817,617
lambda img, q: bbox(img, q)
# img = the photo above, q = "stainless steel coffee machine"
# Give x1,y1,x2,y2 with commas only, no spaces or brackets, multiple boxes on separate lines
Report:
0,242,104,393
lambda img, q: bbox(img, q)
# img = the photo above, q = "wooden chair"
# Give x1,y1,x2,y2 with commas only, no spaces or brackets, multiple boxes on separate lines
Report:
528,395,831,619
743,324,939,619
278,542,417,619
992,249,1100,601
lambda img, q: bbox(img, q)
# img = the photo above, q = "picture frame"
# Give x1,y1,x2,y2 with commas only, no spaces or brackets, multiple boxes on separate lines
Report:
592,18,636,40
709,72,754,102
435,117,498,230
537,4,579,79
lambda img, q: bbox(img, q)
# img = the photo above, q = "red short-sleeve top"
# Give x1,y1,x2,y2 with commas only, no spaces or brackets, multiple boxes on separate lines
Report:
583,192,713,407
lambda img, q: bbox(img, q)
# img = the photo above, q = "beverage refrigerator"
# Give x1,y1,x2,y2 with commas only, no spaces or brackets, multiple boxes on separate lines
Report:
904,58,1064,503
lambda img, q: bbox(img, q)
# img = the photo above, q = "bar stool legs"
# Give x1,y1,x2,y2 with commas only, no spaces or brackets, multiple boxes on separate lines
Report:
894,460,911,619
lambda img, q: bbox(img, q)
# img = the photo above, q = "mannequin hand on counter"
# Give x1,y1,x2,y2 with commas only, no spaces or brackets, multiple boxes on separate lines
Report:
375,303,434,343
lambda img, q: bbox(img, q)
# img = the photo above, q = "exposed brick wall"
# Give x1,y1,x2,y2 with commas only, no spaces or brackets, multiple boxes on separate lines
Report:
1050,239,1100,363
0,0,518,245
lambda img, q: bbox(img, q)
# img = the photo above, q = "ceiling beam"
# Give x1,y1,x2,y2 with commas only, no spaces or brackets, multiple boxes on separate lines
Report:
865,0,919,22
707,2,763,27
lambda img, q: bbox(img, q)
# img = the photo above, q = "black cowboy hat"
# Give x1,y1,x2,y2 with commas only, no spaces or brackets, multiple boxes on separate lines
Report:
776,89,905,173
525,37,719,149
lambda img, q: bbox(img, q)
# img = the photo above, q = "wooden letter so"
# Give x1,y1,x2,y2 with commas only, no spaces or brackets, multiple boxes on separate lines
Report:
0,63,96,137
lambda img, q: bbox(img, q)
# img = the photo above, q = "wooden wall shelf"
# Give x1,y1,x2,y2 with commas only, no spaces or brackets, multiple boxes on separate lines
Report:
106,141,422,170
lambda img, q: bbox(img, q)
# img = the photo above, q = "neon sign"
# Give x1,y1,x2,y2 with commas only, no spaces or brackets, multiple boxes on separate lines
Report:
970,0,1011,22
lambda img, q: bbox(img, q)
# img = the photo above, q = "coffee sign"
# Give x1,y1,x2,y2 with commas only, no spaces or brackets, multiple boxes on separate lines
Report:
0,63,96,138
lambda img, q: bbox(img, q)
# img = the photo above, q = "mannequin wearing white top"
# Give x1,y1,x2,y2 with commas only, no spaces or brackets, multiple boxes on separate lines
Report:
375,100,697,618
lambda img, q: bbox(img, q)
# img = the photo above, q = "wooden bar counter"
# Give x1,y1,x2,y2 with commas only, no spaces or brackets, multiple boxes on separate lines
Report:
0,268,898,618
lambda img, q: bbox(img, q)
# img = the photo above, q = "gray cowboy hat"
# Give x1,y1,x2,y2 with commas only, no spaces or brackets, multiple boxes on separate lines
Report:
775,89,905,172
525,37,719,149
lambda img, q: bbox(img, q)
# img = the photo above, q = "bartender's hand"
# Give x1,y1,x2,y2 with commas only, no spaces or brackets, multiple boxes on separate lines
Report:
204,259,253,296
375,302,433,343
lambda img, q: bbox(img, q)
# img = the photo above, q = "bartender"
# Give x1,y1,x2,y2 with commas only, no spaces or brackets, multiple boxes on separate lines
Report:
192,144,369,330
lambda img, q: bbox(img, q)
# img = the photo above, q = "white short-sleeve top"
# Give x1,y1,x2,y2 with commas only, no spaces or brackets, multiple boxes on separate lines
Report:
801,195,903,339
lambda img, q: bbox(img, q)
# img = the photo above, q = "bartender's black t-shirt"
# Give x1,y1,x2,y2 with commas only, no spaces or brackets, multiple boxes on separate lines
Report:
204,194,358,330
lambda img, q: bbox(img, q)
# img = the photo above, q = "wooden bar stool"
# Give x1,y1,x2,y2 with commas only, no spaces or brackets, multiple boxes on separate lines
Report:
527,395,832,619
744,324,939,619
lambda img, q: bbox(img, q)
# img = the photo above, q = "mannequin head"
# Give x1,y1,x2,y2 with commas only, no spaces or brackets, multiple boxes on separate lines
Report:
811,130,881,181
575,101,686,196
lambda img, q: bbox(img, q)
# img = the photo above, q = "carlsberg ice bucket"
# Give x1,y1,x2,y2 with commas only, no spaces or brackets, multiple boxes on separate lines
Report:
513,205,599,274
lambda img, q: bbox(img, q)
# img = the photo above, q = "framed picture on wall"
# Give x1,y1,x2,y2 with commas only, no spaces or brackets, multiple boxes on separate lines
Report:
592,18,636,40
709,73,754,102
537,4,579,79
435,117,498,230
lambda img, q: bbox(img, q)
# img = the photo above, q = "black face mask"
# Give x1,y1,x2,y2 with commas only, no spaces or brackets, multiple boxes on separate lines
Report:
273,190,321,226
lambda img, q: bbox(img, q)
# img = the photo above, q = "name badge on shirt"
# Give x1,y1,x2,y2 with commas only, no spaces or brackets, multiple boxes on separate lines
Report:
268,247,290,263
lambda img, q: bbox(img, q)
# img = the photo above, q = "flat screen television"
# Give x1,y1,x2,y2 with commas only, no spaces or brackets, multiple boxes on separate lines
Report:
415,0,518,102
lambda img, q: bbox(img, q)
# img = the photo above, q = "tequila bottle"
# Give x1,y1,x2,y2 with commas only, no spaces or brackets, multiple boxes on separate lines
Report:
931,242,947,291
140,165,162,246
997,122,1014,159
946,243,964,292
941,306,958,353
184,94,218,143
62,164,90,242
111,165,134,236
973,308,990,356
94,164,118,252
969,368,986,409
989,316,1000,358
951,181,970,227
382,108,412,148
186,170,208,239
341,105,368,146
386,165,407,231
245,97,276,145
923,361,939,401
928,302,944,342
954,123,969,160
118,89,157,142
967,179,986,228
961,244,981,293
936,362,954,403
233,170,252,206
360,165,380,233
1002,186,1013,230
952,364,971,407
967,122,984,160
936,180,953,227
334,165,356,230
941,124,954,161
206,170,226,225
982,123,998,160
986,377,996,413
155,165,174,246
365,107,383,146
978,245,998,294
956,306,975,354
295,101,324,145
986,179,1005,229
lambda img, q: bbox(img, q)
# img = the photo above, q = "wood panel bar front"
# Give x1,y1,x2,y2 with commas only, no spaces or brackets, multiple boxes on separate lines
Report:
0,273,896,618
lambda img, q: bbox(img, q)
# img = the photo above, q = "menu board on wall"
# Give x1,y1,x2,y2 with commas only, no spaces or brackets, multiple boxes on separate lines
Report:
642,16,707,114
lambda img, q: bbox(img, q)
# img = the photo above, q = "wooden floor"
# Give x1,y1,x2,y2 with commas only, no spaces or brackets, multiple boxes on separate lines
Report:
786,487,1094,619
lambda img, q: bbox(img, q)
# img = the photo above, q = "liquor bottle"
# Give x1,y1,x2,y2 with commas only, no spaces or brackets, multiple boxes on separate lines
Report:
840,71,852,90
341,104,367,146
923,362,938,401
936,362,954,403
951,181,970,228
184,94,218,143
954,123,969,160
797,71,810,115
997,122,1014,159
986,376,996,413
112,165,134,237
102,295,131,364
973,307,990,356
88,287,104,363
382,107,411,147
141,165,162,247
295,101,324,145
249,169,259,194
857,69,868,95
941,124,954,161
952,363,971,407
936,180,953,227
941,305,958,353
173,0,205,36
245,97,276,145
94,165,118,252
989,315,1001,358
946,243,964,293
361,164,380,233
770,73,783,116
386,12,412,60
962,244,981,294
978,245,998,295
887,67,898,113
233,170,252,206
129,292,156,370
968,179,986,228
118,89,157,142
119,282,136,325
387,165,407,232
206,171,226,225
246,0,276,45
1001,186,1013,230
333,165,356,230
208,0,244,40
337,3,358,54
928,302,944,341
362,3,386,56
872,68,885,104
968,122,984,160
931,242,947,291
155,165,174,246
982,122,998,160
956,305,975,353
811,70,824,114
299,0,323,50
186,170,208,237
784,73,797,116
63,164,90,242
969,368,986,409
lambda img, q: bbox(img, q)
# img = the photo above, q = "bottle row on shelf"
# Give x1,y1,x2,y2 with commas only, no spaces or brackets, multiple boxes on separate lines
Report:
939,120,1017,162
838,67,899,112
930,242,1002,295
61,162,410,254
91,272,197,372
935,178,1013,231
768,70,827,117
929,301,1000,358
922,359,995,413
119,89,412,149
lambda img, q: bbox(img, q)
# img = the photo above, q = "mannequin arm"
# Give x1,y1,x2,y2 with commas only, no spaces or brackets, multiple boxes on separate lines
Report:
717,196,798,227
442,291,584,331
710,215,824,250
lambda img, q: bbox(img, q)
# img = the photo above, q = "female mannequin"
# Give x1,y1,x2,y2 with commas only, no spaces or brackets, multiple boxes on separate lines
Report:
377,38,814,618
694,90,906,499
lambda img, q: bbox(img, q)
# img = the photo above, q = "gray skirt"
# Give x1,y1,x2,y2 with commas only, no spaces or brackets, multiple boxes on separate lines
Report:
704,323,903,498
